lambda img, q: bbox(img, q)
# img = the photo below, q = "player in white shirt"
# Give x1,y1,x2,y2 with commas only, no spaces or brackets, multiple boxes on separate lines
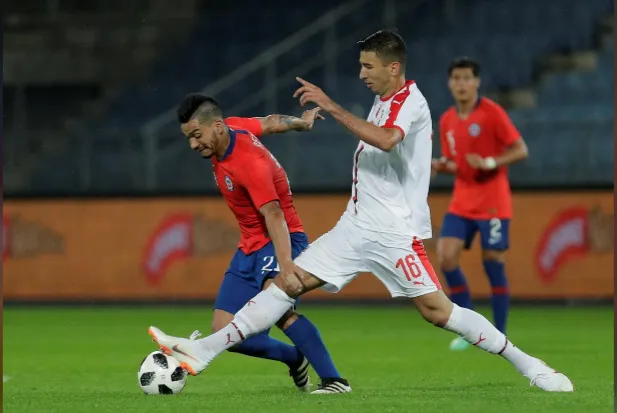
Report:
148,29,573,394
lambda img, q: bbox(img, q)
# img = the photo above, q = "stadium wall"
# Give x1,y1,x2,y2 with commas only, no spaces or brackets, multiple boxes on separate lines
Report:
3,191,613,303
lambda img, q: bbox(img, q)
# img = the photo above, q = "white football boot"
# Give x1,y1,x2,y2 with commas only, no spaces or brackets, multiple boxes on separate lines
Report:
525,358,574,392
148,326,210,376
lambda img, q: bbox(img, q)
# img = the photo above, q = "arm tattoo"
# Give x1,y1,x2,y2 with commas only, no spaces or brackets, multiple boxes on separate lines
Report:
279,115,297,127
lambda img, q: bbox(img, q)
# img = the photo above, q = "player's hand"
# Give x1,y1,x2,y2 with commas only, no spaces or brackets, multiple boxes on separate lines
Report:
293,77,336,112
465,153,486,169
300,107,325,130
279,259,299,280
431,157,448,179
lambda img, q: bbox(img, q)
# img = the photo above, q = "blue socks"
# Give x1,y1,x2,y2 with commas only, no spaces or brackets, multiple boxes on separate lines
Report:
443,267,473,309
227,330,301,368
284,315,340,379
227,315,342,380
483,260,509,334
444,262,510,334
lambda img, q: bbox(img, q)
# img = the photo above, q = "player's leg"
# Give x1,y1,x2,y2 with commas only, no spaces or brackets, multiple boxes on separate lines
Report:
263,278,344,388
151,215,362,384
219,224,360,393
406,247,573,391
249,232,344,386
363,234,572,392
477,218,511,334
438,213,475,309
211,272,297,362
210,304,311,392
437,213,476,350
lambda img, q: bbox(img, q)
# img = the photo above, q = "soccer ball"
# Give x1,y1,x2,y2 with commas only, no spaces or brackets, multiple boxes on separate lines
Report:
138,351,187,395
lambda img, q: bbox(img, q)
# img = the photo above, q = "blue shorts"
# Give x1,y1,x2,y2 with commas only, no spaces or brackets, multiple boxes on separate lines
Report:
213,232,309,314
439,213,510,251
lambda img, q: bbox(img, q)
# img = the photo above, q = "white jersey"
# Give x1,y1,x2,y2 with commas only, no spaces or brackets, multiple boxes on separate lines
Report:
345,80,433,239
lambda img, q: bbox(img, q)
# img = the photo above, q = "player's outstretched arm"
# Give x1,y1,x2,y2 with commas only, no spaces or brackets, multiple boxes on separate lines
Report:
328,103,402,152
293,77,401,151
258,108,325,135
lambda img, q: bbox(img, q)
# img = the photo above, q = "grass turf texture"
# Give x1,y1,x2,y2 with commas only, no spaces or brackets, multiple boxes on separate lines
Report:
3,306,614,413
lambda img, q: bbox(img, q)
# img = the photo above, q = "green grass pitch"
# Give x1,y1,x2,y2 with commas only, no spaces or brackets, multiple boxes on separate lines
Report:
3,305,614,412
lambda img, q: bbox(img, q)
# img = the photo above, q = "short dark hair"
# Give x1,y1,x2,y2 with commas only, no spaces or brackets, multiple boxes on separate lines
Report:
358,29,407,68
448,57,480,77
176,93,223,124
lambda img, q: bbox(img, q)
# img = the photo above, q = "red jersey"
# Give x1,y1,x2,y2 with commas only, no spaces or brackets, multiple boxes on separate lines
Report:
439,97,521,220
211,117,304,253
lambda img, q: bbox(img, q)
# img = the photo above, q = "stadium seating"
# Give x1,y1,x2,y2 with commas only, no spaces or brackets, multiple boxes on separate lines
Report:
21,0,616,194
508,38,614,186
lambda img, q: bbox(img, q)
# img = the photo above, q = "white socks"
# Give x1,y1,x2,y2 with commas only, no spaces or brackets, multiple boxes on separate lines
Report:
233,284,295,335
444,304,535,374
196,284,295,360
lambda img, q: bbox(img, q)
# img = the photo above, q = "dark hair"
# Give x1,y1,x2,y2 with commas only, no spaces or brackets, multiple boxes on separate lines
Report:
448,57,480,77
358,29,407,68
176,93,222,124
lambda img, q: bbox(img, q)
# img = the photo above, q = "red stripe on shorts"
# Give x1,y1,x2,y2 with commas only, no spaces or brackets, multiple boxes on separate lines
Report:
412,237,442,290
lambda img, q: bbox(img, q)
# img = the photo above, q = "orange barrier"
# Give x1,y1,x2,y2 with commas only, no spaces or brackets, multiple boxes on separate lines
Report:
3,192,613,301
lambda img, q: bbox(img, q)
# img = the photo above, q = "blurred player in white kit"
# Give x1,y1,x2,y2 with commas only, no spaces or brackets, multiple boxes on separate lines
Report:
149,29,573,394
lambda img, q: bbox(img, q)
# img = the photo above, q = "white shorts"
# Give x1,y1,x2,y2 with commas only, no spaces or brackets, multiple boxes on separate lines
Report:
295,212,442,298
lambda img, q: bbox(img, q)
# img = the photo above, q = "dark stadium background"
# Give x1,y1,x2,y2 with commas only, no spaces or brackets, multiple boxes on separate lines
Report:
3,1,614,412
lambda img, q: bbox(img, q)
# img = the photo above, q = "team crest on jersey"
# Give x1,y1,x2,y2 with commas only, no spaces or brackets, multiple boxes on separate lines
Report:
225,176,234,191
469,123,481,137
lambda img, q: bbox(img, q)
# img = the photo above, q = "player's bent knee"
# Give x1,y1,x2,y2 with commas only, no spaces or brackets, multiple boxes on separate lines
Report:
275,309,299,330
437,238,463,271
273,267,322,298
482,249,505,262
414,291,454,327
273,273,305,298
437,253,459,272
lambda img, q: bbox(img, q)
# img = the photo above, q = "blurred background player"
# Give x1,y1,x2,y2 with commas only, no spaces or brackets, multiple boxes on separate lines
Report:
176,93,348,392
432,57,529,351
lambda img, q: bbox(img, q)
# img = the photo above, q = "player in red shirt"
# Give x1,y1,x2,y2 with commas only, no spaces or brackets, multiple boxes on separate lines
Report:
432,57,529,351
174,93,349,393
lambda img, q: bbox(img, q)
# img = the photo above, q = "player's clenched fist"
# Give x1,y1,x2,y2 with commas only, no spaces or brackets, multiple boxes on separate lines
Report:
431,157,448,179
465,153,497,170
278,261,306,295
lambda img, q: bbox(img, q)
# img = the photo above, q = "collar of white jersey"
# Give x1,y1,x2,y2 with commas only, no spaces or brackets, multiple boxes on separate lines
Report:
379,80,415,102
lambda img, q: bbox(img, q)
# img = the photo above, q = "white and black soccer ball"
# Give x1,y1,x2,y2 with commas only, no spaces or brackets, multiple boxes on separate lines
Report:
138,351,187,395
